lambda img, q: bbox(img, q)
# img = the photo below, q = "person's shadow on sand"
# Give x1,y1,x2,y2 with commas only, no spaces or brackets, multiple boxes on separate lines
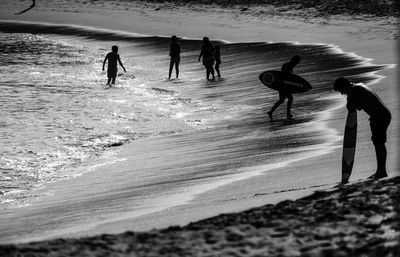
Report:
15,0,35,15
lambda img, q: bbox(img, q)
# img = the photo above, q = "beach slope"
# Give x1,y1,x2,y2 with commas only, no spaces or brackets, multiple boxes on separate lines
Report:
0,0,398,255
1,176,399,257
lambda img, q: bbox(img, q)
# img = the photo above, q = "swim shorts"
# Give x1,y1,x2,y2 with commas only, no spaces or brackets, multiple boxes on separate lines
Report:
170,56,180,64
107,68,117,79
202,57,215,68
370,113,391,144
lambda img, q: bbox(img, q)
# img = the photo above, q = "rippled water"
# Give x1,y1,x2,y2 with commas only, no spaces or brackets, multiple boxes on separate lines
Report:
0,22,386,239
0,31,201,206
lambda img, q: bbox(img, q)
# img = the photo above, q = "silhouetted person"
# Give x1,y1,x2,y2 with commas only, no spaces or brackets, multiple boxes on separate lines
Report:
15,0,35,15
334,77,391,179
168,35,181,80
102,45,126,87
267,55,301,121
215,45,222,78
198,37,215,81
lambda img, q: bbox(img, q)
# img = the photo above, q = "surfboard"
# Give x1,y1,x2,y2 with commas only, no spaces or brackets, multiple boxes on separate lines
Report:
341,110,357,183
259,70,312,93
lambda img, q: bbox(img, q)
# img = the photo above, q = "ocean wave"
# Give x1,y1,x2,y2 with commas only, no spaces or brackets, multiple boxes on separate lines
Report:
0,20,389,218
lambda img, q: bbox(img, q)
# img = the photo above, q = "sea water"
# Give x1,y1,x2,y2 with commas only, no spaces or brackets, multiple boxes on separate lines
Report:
0,21,386,242
0,32,189,206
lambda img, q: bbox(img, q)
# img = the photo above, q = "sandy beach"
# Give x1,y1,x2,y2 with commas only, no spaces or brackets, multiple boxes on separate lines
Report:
0,0,399,256
1,176,399,256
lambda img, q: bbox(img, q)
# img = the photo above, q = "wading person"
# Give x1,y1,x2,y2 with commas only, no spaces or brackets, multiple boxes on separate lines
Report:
334,77,391,179
198,37,215,81
214,45,222,78
267,55,301,121
168,35,181,80
102,45,126,87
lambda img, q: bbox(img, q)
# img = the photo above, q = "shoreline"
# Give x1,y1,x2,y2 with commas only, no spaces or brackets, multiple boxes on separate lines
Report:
1,176,399,256
0,0,398,252
0,21,392,243
0,22,389,241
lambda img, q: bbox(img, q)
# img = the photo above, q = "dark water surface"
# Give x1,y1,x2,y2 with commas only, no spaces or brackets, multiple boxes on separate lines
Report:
0,20,386,242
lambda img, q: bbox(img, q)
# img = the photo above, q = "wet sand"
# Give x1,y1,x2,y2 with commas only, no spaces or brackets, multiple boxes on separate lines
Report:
1,177,399,256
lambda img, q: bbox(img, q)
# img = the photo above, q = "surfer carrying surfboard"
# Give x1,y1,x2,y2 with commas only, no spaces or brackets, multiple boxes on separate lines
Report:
334,78,391,180
267,55,301,121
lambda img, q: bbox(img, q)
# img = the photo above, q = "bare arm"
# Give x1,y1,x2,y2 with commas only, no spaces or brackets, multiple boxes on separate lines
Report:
198,48,203,62
102,55,108,71
117,56,126,72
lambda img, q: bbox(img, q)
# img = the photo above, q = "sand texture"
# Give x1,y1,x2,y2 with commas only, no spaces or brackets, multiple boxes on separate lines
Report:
127,0,399,16
0,0,398,255
1,176,399,257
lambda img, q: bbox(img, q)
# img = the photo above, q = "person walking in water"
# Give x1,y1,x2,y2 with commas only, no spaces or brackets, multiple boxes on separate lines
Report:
267,55,301,121
214,45,222,78
198,37,216,81
102,45,126,87
334,77,391,179
168,35,181,80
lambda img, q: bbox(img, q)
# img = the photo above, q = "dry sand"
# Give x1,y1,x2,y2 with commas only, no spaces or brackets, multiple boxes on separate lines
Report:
0,0,399,256
1,177,399,256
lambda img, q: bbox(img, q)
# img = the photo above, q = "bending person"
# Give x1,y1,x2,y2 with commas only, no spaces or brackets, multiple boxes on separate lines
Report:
334,77,391,179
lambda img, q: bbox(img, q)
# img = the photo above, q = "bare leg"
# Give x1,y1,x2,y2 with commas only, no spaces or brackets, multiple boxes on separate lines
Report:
168,61,174,80
210,66,215,80
106,78,111,85
215,63,221,78
175,62,179,79
15,0,36,14
286,94,293,119
268,96,285,121
372,143,388,178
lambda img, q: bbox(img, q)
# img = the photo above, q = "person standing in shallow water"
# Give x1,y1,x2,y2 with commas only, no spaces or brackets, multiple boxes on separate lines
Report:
168,35,181,80
198,37,216,81
102,45,126,87
267,55,301,121
334,77,391,179
214,45,222,78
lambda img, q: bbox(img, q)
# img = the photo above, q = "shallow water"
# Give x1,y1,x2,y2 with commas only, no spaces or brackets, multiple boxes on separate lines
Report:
0,21,386,242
